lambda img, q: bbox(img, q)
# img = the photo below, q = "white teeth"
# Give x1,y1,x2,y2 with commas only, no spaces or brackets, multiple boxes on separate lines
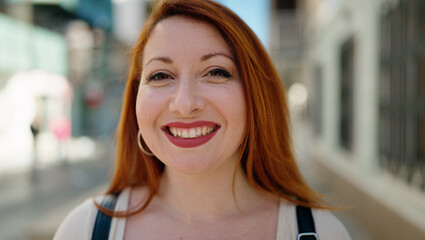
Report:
189,129,196,138
169,125,216,138
182,130,189,138
170,128,177,136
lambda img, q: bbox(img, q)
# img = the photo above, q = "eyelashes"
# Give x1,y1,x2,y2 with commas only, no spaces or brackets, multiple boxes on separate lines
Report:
147,72,171,82
205,68,232,78
146,68,233,83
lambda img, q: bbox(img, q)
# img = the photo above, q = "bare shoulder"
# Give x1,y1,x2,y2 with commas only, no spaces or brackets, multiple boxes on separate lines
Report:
53,198,98,240
312,209,352,240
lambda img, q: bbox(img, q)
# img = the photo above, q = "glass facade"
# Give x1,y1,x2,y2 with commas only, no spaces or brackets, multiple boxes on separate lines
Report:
0,14,67,75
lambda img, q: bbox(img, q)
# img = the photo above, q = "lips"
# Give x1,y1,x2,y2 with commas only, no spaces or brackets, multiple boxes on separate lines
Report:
162,121,221,148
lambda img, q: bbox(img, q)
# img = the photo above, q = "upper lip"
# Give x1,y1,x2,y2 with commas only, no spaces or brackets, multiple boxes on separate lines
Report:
162,121,220,129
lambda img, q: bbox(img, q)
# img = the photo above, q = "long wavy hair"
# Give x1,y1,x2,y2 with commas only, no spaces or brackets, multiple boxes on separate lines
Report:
98,0,325,217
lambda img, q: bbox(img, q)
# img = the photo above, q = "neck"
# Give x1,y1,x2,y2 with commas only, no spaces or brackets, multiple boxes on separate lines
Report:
158,164,263,222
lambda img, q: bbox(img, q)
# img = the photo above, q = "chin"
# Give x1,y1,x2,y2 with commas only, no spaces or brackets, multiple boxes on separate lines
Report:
162,154,222,175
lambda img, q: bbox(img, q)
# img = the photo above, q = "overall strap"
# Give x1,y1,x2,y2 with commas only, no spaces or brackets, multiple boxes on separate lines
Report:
296,205,319,240
91,192,120,240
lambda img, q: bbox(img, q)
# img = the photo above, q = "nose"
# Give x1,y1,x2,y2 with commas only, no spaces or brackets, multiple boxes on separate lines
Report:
169,79,205,117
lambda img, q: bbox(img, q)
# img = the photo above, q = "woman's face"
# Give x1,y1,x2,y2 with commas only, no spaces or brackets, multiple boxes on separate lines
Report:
136,16,247,175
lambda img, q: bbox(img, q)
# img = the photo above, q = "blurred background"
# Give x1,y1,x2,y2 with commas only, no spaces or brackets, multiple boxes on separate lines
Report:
0,0,423,239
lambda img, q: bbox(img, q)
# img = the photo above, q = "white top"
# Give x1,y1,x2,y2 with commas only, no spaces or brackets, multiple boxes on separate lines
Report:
54,188,351,240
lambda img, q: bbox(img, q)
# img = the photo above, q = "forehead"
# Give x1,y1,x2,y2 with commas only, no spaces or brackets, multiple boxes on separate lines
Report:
142,16,232,63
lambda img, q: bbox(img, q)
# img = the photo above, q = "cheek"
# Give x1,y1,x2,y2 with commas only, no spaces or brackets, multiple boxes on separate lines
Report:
135,90,160,131
213,84,247,134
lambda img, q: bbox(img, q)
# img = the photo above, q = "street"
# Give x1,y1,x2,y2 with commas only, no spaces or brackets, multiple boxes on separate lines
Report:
0,156,111,240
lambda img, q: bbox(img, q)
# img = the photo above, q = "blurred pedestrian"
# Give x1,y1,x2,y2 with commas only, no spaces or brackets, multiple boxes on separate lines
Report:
55,0,351,239
30,112,41,182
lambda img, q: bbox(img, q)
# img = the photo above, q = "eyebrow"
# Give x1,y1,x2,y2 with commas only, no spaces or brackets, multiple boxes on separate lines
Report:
201,52,234,62
144,56,172,67
144,52,234,67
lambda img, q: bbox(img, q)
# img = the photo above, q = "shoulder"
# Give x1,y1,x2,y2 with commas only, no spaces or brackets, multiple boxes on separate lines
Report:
53,188,131,240
53,198,98,240
312,208,352,240
276,200,351,240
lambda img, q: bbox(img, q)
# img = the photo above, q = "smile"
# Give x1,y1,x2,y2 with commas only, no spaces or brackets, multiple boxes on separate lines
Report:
168,125,217,138
162,121,221,148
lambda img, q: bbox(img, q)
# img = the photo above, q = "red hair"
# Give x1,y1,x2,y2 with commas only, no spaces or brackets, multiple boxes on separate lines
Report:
99,0,325,217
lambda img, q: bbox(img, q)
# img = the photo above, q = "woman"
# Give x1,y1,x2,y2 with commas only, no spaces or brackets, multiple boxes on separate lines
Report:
55,0,351,239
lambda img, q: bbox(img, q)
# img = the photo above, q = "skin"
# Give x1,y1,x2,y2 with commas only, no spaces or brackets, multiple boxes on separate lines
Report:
128,16,278,239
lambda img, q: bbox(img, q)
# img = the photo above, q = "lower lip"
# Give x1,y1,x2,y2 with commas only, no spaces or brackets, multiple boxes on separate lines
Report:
163,128,219,148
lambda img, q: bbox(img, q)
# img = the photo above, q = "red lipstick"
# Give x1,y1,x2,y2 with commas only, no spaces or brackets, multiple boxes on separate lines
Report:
162,121,220,148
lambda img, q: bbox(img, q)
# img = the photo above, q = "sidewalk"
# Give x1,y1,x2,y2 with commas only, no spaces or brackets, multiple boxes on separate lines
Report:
0,140,114,240
291,115,375,240
27,184,108,240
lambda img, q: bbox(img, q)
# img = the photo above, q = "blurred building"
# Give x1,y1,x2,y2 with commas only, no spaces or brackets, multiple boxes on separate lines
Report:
269,0,302,88
0,1,71,172
298,0,425,239
0,0,138,173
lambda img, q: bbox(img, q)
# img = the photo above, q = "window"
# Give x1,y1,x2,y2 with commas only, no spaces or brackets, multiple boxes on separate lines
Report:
339,38,355,151
379,0,425,189
275,0,296,10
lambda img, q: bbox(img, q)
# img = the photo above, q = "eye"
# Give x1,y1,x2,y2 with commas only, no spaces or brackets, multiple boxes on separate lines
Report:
206,68,232,78
147,72,172,82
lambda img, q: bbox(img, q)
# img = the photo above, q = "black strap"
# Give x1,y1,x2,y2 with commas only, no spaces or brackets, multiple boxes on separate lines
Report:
91,192,120,240
296,205,318,240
